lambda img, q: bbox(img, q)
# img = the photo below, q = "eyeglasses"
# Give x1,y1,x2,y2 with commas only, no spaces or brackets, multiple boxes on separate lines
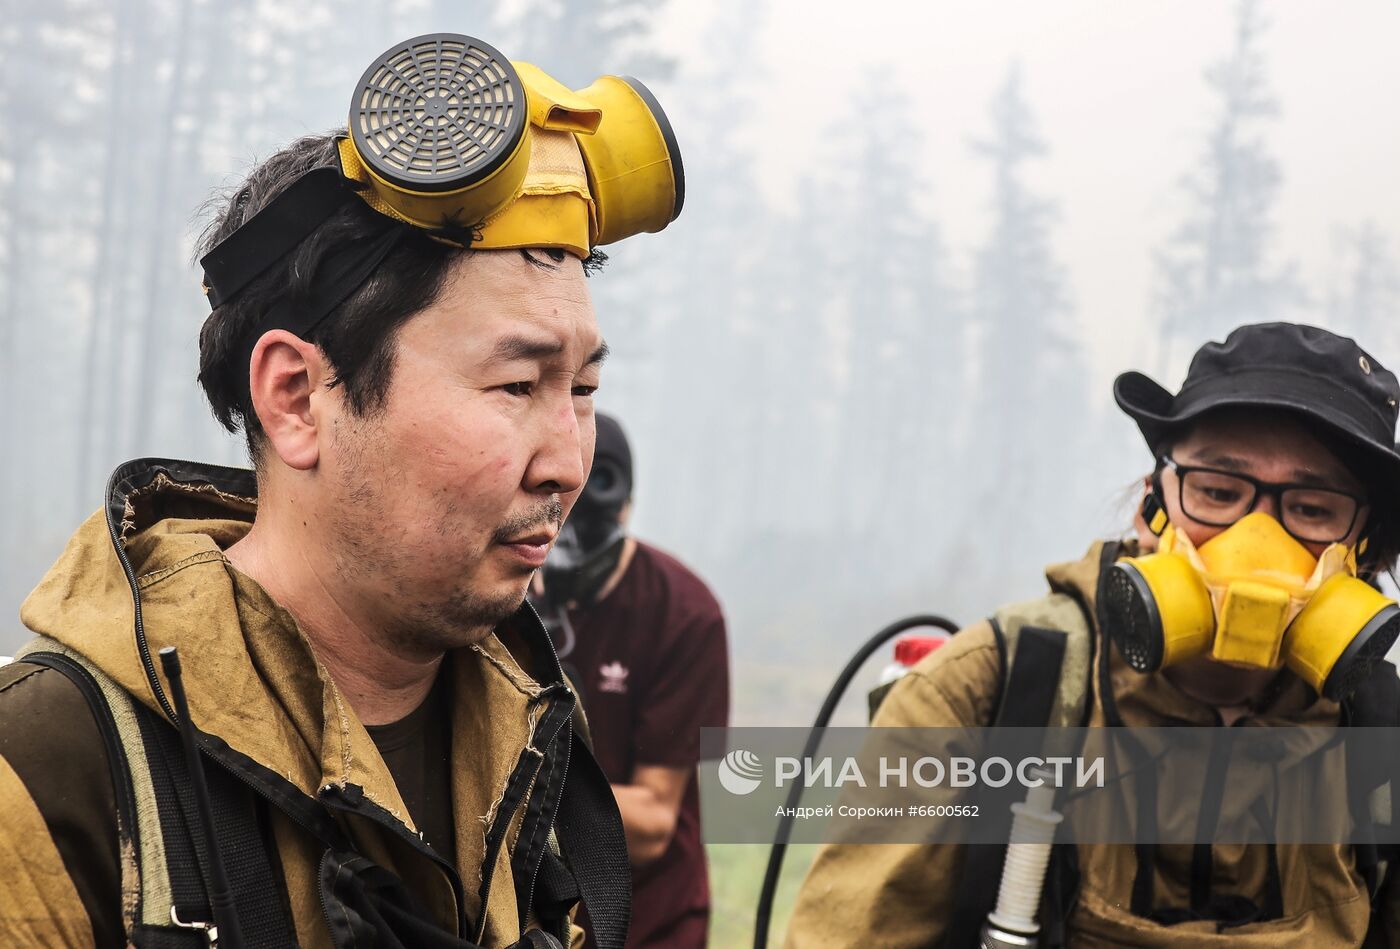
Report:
1158,456,1367,545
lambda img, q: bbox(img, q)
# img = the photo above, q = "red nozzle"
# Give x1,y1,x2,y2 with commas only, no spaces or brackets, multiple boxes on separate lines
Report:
894,635,948,668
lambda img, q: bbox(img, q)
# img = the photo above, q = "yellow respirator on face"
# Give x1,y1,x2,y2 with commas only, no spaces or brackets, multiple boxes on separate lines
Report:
337,33,683,257
1100,512,1400,701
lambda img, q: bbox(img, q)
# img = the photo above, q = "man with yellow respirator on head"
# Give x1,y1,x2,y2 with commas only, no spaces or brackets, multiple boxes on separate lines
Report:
0,32,682,949
787,322,1400,948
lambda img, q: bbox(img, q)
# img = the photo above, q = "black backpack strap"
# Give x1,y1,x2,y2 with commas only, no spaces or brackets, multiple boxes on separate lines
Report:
135,699,298,947
1040,843,1081,948
530,845,581,933
944,548,1114,947
993,591,1097,729
1365,740,1400,949
996,625,1070,727
12,649,147,940
552,737,631,949
1343,660,1400,943
15,641,296,948
945,623,1073,948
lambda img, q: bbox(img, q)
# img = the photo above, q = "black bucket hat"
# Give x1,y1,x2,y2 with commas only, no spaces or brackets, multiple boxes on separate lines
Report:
1114,322,1400,487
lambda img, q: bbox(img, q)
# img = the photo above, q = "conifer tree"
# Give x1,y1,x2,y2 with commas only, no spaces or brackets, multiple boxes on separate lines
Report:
965,63,1086,571
825,76,959,557
1155,0,1303,369
503,0,673,87
1331,222,1400,356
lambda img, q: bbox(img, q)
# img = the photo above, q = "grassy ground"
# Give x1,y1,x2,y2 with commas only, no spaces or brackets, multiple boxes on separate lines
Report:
705,843,819,948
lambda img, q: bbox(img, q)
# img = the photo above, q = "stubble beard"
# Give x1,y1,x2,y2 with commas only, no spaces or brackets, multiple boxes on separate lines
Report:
393,497,564,651
327,416,559,655
399,582,530,652
333,490,528,654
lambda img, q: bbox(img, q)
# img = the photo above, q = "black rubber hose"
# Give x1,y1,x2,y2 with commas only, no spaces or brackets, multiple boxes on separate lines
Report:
752,614,960,948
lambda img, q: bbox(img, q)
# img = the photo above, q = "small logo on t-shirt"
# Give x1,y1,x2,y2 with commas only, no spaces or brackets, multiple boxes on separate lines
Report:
599,661,629,694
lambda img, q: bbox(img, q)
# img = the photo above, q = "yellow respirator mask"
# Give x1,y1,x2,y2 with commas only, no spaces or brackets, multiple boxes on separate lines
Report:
337,33,683,256
199,32,682,322
1101,511,1400,701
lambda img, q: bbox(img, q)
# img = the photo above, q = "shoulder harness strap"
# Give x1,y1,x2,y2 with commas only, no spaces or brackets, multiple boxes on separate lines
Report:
945,591,1095,949
1343,659,1400,935
16,637,295,948
990,591,1095,729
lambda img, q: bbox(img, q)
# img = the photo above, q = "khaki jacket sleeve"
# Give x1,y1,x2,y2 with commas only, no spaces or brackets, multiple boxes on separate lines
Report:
0,752,97,947
783,621,1002,949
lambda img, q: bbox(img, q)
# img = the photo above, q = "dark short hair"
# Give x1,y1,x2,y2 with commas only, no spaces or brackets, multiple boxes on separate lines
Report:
196,131,605,462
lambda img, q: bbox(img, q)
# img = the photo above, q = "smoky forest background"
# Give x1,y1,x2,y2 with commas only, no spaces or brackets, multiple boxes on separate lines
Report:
2,1,1399,942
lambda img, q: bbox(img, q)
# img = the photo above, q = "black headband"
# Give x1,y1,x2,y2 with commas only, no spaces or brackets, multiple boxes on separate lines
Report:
229,201,410,397
200,168,359,310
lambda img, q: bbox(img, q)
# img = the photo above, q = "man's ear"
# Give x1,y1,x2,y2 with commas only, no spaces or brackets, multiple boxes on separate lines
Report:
248,330,328,472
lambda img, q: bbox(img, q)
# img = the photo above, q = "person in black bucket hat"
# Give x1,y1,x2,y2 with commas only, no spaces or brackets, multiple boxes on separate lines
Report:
788,321,1400,948
1115,322,1400,571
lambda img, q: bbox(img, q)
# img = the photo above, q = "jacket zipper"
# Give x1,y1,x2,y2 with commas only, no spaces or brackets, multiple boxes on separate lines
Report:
318,872,336,940
472,733,547,943
521,603,578,934
477,603,577,942
514,721,572,940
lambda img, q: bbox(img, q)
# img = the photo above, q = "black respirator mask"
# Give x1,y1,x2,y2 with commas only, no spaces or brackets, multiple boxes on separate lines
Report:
534,457,631,626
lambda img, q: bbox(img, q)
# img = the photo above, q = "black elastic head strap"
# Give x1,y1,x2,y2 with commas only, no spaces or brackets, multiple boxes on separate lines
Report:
1356,519,1374,563
1142,468,1169,538
200,167,359,310
234,209,410,395
1141,492,1168,538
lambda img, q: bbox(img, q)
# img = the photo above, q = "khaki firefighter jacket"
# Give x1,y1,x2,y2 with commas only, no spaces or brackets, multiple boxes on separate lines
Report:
0,459,626,947
786,541,1400,948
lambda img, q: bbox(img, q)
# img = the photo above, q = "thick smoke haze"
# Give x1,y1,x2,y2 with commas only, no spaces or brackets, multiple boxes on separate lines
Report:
2,0,1398,741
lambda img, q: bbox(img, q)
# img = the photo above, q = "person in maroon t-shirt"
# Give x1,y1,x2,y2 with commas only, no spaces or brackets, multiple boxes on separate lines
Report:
531,413,730,949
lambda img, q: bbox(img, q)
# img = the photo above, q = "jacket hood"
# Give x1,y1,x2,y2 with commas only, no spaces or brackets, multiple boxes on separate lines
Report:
21,459,264,732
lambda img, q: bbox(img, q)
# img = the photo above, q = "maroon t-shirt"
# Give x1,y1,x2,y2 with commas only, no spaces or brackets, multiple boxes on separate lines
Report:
561,540,730,949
